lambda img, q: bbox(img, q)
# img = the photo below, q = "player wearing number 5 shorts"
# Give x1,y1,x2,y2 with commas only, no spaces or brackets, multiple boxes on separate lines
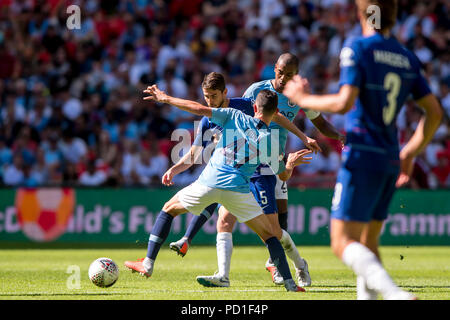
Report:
125,86,313,292
283,0,443,299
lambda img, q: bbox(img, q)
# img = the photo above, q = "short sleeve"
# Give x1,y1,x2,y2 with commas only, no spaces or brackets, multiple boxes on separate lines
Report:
210,108,234,128
242,83,258,102
339,38,363,89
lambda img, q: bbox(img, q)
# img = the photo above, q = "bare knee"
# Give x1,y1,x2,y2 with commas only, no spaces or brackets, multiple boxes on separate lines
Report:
217,210,236,233
162,197,185,217
162,202,177,216
331,234,357,259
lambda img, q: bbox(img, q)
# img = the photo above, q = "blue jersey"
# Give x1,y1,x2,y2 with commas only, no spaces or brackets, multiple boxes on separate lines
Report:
243,79,320,176
196,108,280,193
193,98,254,148
339,33,431,173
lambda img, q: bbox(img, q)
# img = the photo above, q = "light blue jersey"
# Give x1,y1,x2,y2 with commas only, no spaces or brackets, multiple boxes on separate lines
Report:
196,108,281,193
243,79,320,176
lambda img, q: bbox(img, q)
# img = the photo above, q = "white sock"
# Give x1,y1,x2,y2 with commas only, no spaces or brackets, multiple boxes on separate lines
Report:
342,242,406,300
357,275,378,300
216,232,233,279
280,230,305,270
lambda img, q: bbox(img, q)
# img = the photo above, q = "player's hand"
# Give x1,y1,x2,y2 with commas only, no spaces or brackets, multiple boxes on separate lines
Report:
396,153,414,188
304,137,322,154
143,85,168,103
162,169,175,186
283,75,307,103
286,149,313,170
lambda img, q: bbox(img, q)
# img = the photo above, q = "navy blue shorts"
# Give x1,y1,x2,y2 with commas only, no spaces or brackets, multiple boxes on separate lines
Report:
249,174,278,214
331,166,398,223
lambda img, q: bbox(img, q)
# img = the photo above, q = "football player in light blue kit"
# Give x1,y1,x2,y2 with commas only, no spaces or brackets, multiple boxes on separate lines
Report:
196,53,345,287
164,72,320,266
125,85,313,292
283,0,443,299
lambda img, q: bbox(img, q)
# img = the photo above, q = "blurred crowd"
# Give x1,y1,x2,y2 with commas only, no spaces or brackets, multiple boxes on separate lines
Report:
0,0,448,189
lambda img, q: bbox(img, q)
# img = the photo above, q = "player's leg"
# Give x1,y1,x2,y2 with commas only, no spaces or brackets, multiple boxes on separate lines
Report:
266,212,311,286
126,182,215,278
357,220,383,300
254,175,311,286
244,213,304,292
249,175,284,285
196,206,237,287
125,194,188,277
331,167,415,300
356,174,401,299
275,176,289,231
169,203,218,257
218,190,304,292
216,206,237,280
275,176,311,286
277,199,288,230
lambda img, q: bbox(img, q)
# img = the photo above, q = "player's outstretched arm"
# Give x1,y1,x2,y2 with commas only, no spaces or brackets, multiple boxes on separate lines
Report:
162,145,203,186
283,76,358,115
311,114,346,148
272,112,322,153
278,149,313,181
143,85,212,118
397,94,443,187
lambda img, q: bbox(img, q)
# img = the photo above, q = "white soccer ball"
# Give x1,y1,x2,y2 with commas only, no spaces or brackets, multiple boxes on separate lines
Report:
88,257,119,288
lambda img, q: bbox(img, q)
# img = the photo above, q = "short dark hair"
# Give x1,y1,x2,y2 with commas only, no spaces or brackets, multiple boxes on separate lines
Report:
201,72,226,92
276,53,299,70
255,90,278,116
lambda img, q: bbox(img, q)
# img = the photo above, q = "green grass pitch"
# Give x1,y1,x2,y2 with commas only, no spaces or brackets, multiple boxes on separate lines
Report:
0,246,449,300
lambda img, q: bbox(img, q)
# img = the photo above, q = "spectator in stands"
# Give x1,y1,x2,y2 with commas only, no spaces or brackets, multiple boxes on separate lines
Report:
0,0,447,189
79,160,107,186
3,154,24,186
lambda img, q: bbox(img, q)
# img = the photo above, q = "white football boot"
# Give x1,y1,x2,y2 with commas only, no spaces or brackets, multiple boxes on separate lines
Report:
295,258,312,287
196,272,230,287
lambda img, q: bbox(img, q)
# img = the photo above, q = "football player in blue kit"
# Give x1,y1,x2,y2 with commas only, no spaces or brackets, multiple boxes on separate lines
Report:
283,0,443,299
190,54,344,288
125,86,313,292
161,72,320,262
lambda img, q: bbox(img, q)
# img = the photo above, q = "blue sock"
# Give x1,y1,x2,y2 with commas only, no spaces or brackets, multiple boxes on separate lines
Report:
147,211,174,260
265,236,292,281
184,203,217,242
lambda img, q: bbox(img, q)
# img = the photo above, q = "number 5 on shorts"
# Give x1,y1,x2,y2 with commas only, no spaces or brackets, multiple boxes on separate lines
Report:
260,190,268,205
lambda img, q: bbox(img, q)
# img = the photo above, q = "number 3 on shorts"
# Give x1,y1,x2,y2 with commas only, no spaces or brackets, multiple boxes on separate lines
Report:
260,190,268,205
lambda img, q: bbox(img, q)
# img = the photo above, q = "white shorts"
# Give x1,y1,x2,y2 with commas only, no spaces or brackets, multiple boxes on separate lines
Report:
275,175,288,200
176,182,263,223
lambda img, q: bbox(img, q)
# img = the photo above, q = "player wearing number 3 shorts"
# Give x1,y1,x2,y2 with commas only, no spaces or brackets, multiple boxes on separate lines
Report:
283,0,442,300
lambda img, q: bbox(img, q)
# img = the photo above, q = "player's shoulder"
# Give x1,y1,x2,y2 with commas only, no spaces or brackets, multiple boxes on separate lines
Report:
229,97,253,106
244,80,272,94
342,35,365,50
395,42,423,70
340,36,365,67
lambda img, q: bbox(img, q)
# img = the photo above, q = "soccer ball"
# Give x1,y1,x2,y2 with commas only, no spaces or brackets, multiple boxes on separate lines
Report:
88,258,119,288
